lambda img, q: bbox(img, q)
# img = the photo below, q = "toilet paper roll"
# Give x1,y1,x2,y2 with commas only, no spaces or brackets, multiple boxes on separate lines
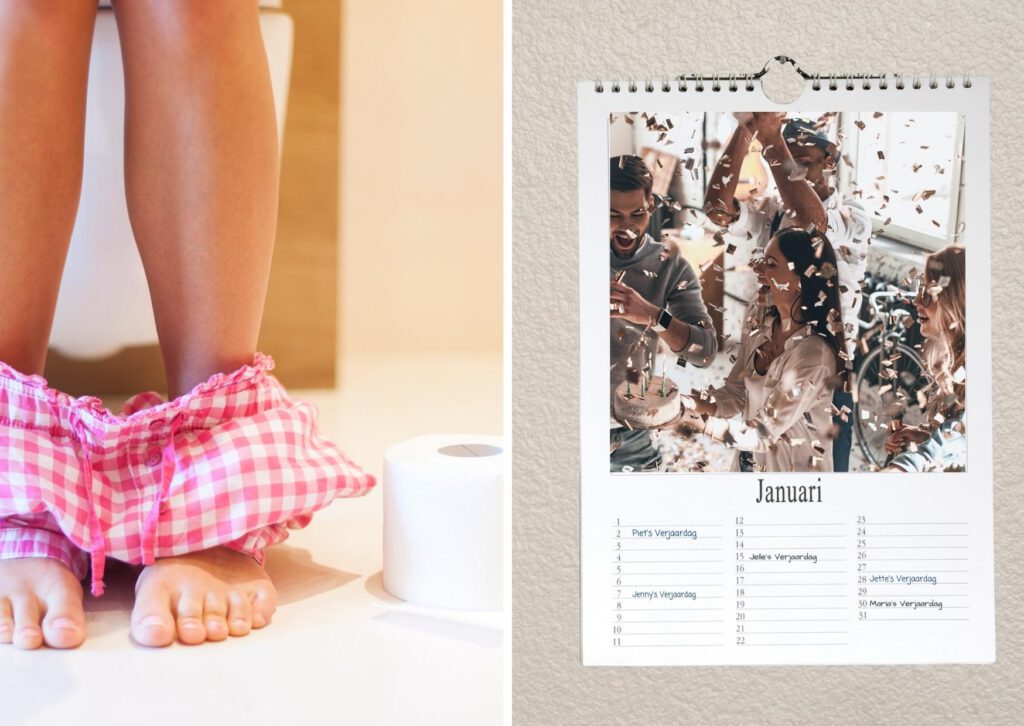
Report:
383,434,504,611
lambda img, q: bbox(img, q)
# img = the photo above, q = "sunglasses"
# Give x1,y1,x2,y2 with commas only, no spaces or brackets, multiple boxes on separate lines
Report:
911,274,940,307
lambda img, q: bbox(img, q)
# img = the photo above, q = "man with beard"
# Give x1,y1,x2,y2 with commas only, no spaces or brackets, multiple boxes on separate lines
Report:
610,155,717,472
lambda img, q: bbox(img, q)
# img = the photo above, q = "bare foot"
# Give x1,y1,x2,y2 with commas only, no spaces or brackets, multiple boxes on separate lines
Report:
130,547,277,647
0,558,87,649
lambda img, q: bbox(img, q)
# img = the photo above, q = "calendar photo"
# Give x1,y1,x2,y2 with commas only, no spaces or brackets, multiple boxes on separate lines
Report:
579,76,993,666
607,110,970,475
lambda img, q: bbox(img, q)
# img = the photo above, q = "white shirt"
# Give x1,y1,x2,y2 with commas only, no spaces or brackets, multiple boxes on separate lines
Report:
708,306,839,473
724,190,873,363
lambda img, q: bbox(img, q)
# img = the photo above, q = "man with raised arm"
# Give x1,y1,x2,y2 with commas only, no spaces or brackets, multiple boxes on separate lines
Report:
704,112,873,471
610,155,717,472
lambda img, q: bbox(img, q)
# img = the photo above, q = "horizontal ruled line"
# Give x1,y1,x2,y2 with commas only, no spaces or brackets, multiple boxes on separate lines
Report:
619,620,722,624
745,607,848,610
741,583,845,587
862,522,967,526
742,643,847,646
742,535,844,539
743,595,846,599
865,546,967,550
610,561,724,565
870,593,968,597
612,524,723,528
613,644,726,648
866,534,968,537
737,523,844,527
862,618,970,621
622,626,729,634
616,608,723,611
610,569,724,573
742,547,846,550
739,571,845,574
746,618,845,622
741,626,843,630
864,565,966,573
614,548,724,551
614,576,723,580
871,558,968,561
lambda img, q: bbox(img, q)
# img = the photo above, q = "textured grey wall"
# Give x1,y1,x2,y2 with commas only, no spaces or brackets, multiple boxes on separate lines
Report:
513,1,1022,723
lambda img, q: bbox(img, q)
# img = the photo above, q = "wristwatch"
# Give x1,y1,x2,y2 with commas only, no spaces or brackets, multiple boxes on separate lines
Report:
652,308,672,333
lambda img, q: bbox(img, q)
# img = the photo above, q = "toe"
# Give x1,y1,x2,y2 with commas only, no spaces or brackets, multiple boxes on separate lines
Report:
41,586,86,650
174,592,207,645
203,591,229,643
12,594,44,650
226,591,252,637
130,583,175,648
251,588,277,629
0,597,13,644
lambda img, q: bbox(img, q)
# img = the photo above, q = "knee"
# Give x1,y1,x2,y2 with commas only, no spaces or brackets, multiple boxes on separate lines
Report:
0,0,97,44
126,1,261,51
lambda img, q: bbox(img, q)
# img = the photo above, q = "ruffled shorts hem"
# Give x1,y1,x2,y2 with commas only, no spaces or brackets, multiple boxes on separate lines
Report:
0,352,375,596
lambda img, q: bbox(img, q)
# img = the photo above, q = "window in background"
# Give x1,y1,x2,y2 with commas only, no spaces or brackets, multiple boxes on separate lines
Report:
841,111,964,250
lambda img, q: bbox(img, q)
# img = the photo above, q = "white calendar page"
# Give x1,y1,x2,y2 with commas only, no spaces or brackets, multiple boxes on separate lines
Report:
579,77,994,665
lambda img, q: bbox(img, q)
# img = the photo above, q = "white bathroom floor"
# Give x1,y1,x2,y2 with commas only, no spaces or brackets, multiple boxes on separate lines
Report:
0,352,504,726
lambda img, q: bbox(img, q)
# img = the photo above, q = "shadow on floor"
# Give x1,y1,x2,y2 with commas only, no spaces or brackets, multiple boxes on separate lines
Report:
363,572,503,649
263,544,360,605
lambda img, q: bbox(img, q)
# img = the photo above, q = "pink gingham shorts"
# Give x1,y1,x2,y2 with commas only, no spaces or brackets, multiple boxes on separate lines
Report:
0,352,375,596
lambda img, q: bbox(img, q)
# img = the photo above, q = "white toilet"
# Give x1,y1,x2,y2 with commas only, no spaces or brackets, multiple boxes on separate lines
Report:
50,1,294,360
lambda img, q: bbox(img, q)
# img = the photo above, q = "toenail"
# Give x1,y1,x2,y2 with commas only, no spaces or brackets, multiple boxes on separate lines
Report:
181,620,203,629
50,617,80,631
232,619,248,628
140,615,166,629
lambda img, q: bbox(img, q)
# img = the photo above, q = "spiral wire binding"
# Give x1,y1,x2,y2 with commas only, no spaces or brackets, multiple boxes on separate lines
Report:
593,56,972,94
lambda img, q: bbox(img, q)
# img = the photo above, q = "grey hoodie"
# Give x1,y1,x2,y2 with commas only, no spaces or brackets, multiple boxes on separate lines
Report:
610,234,717,397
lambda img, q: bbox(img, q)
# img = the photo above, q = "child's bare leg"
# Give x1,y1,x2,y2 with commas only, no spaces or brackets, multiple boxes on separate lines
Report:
111,0,279,646
112,0,278,401
0,0,98,650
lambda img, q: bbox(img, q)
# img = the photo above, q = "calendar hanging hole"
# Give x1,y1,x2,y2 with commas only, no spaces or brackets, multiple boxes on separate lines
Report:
758,58,805,104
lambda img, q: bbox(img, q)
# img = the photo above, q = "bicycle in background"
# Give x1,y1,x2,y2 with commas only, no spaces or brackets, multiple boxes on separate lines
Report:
851,282,929,469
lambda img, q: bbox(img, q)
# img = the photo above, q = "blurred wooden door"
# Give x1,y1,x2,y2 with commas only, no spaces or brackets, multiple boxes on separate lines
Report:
46,0,340,397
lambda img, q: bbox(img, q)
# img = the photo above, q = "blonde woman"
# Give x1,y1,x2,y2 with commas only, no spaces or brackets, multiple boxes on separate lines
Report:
886,245,967,472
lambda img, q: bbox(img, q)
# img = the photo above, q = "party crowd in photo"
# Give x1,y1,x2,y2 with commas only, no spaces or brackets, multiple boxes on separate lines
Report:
609,111,967,474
